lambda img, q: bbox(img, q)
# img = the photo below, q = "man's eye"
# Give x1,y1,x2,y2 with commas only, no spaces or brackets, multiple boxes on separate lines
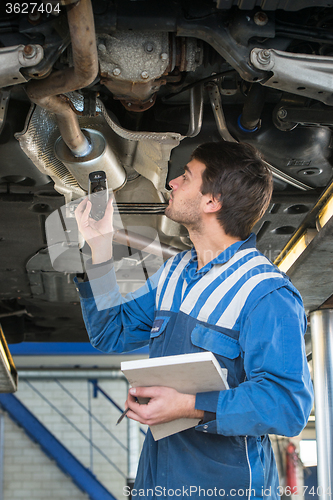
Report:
182,174,187,180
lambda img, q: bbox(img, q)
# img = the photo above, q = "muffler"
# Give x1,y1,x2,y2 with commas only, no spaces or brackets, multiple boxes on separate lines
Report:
55,128,126,192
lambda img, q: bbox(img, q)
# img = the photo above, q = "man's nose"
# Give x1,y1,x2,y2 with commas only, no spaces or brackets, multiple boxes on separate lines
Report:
169,176,181,190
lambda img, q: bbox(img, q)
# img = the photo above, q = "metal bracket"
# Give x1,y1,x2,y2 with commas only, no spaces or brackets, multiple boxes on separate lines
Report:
273,102,333,131
207,82,236,142
207,82,312,191
0,44,44,88
177,15,267,82
251,48,333,106
0,90,10,136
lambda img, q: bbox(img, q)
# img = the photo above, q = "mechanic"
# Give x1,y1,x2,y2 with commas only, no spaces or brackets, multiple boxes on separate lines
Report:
74,141,313,499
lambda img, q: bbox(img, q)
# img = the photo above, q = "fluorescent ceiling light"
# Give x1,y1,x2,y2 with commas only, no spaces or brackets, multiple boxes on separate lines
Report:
318,194,333,229
277,229,317,274
0,324,18,393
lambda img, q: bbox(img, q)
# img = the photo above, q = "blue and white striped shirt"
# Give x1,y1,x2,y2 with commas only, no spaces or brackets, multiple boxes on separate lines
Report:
76,233,313,499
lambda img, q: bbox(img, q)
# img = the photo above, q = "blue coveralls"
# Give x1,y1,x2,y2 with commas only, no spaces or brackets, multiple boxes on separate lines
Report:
75,234,314,499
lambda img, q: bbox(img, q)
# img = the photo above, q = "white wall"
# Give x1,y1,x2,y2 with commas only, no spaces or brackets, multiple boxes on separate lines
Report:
1,373,145,500
3,413,89,500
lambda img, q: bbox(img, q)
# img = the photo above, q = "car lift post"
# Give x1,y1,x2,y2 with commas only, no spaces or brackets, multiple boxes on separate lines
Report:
310,309,333,499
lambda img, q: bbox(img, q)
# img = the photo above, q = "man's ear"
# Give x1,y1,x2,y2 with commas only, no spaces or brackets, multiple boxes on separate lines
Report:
203,195,222,214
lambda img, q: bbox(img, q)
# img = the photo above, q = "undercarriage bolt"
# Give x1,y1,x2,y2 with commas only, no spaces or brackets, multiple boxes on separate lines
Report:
23,45,37,59
141,71,149,79
145,42,154,53
277,108,288,119
257,49,271,65
113,67,121,76
28,11,41,24
254,11,269,26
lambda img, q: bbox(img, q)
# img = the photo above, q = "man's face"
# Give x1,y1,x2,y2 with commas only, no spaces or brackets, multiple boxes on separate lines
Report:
165,159,206,230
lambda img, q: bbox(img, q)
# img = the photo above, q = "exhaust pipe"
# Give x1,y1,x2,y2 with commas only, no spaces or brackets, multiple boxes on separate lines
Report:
26,0,98,157
26,0,126,191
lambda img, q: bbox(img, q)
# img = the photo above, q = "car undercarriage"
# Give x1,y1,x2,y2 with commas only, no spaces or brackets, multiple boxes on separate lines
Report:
1,0,333,344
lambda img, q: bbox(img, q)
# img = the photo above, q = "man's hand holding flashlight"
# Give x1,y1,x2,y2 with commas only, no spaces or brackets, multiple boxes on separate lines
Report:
75,197,114,264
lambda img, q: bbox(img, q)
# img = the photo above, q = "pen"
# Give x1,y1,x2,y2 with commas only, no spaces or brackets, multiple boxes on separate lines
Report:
116,407,130,425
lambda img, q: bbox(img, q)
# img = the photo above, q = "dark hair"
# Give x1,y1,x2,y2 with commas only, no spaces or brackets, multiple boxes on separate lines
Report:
191,141,273,240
